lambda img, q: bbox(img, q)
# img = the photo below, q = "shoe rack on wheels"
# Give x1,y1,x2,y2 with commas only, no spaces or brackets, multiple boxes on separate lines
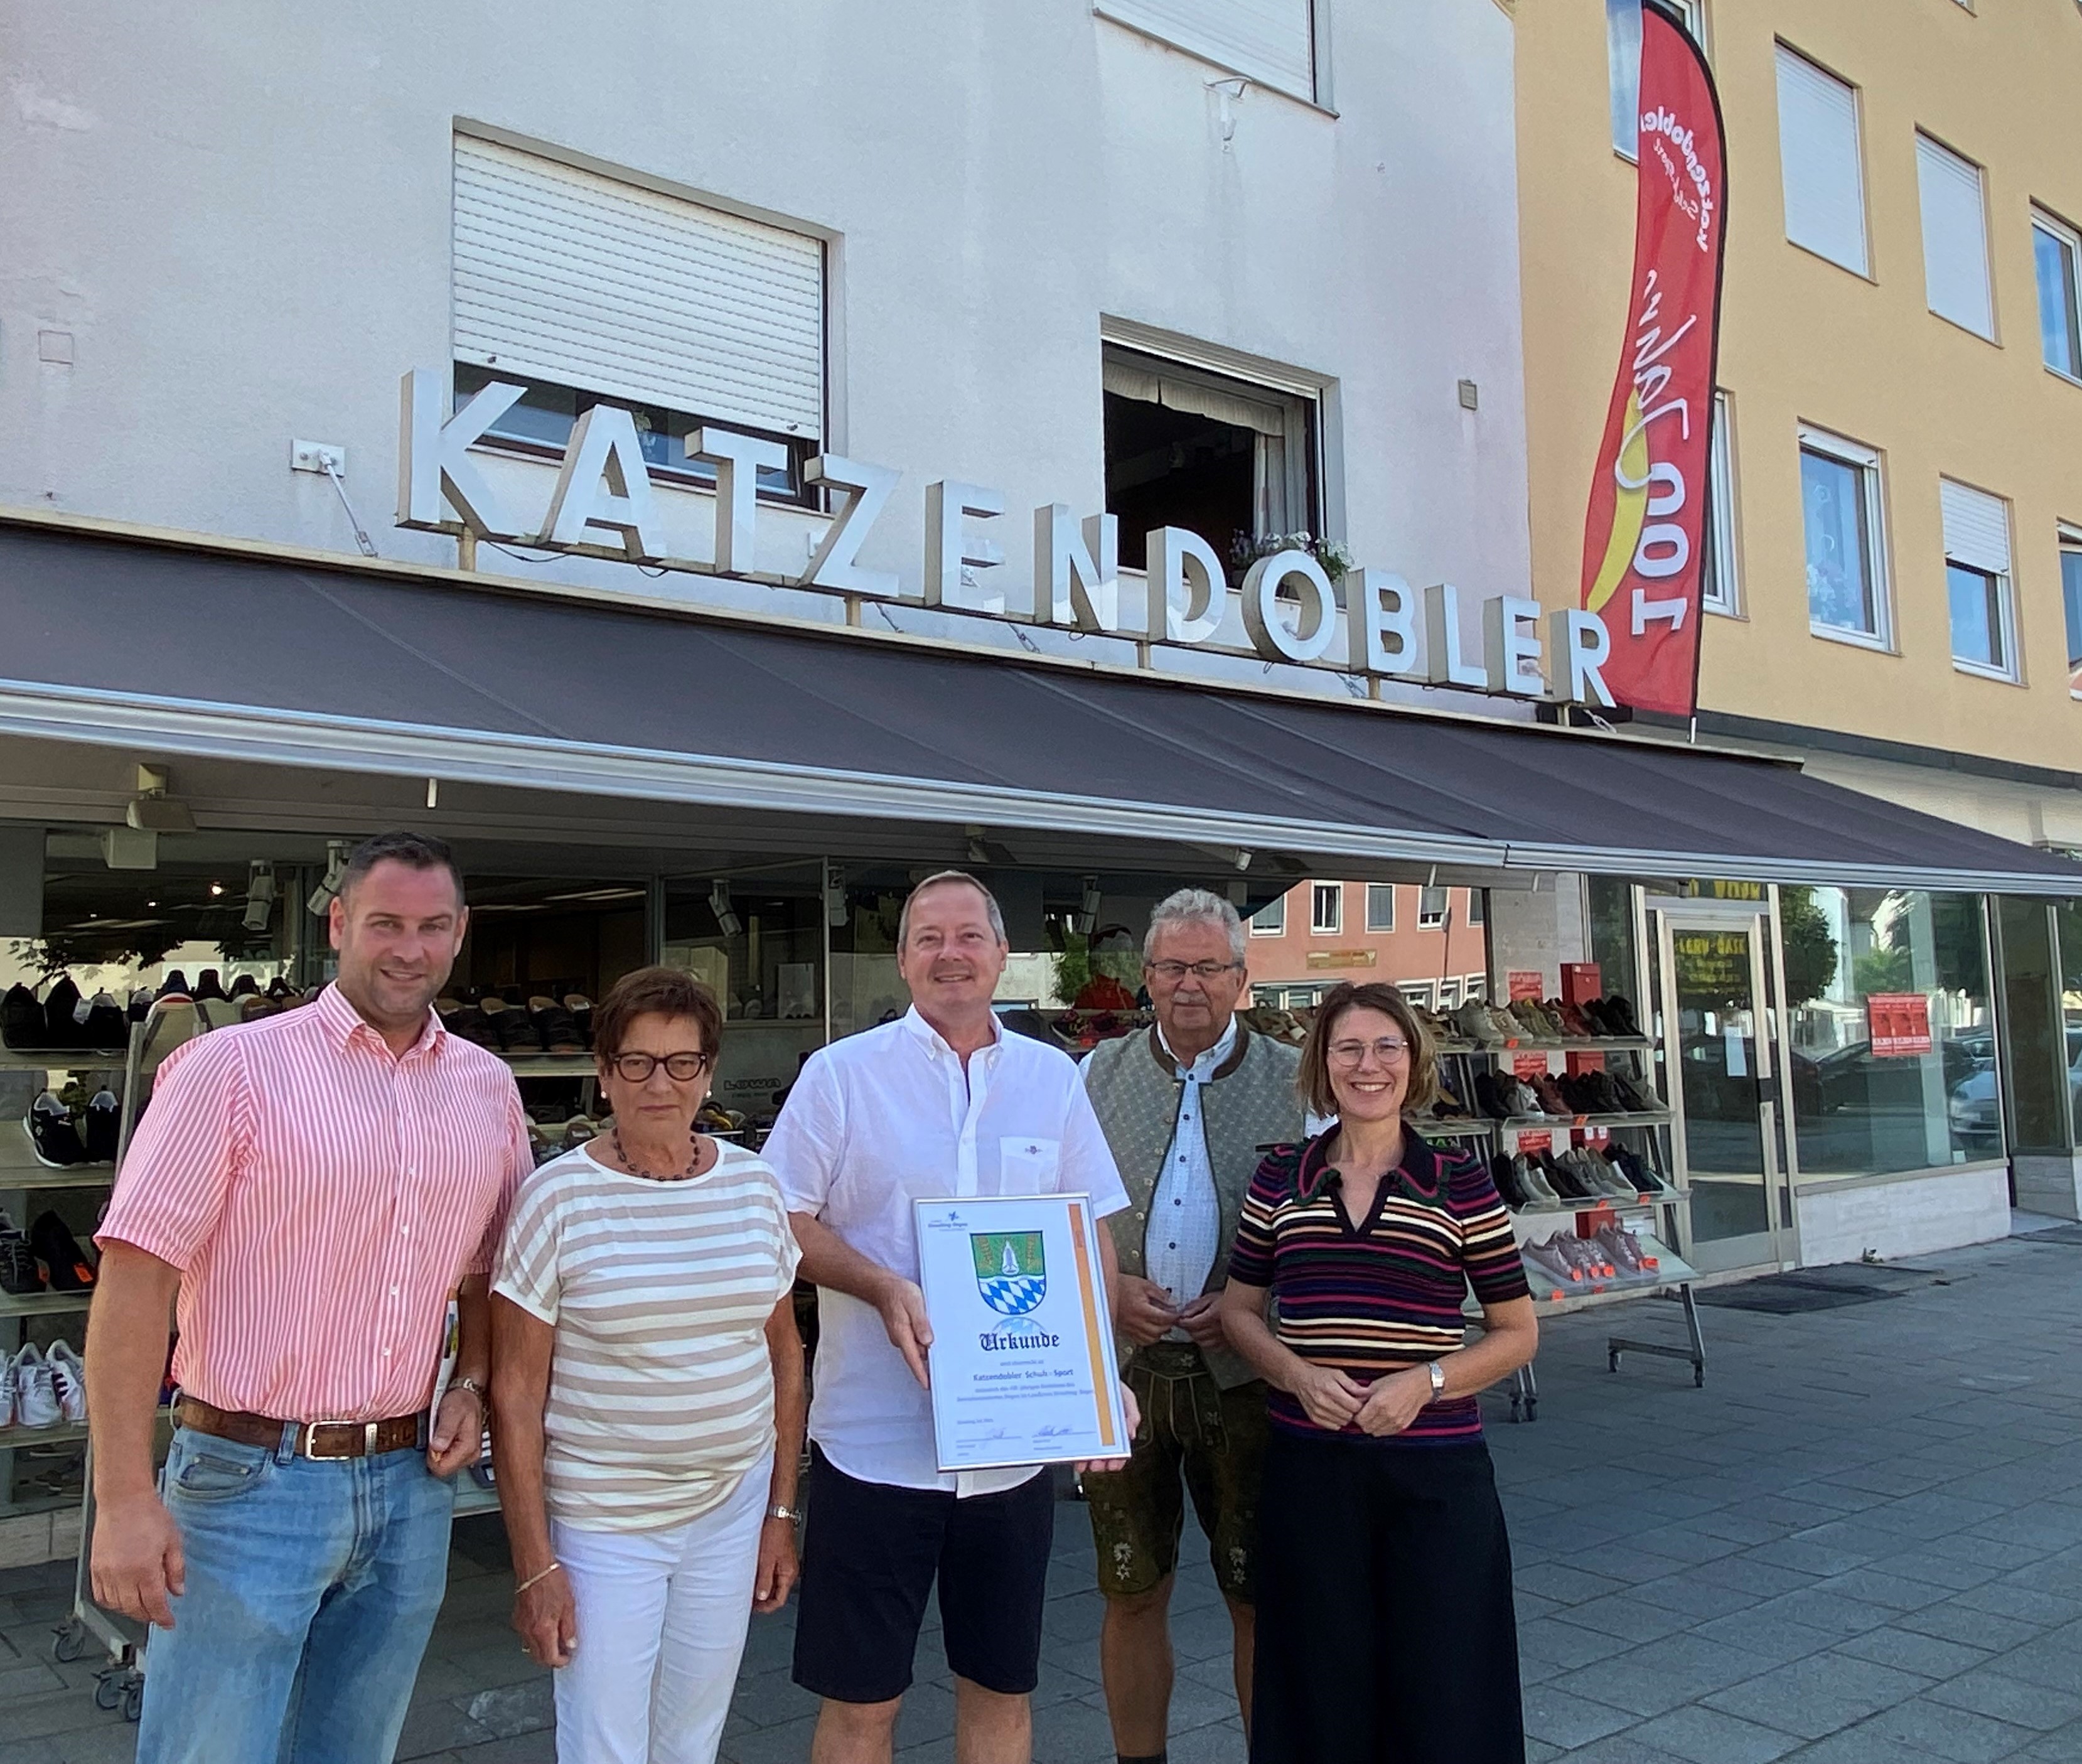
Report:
1429,1026,1706,1423
41,1006,200,1720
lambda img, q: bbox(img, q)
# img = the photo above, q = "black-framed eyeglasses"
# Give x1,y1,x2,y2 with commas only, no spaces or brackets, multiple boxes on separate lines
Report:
1145,960,1242,981
608,1051,712,1083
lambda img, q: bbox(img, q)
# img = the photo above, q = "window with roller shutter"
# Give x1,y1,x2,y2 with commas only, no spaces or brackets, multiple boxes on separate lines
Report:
449,134,825,502
1094,0,1317,105
1916,135,1995,341
1940,480,2017,680
1775,46,1868,277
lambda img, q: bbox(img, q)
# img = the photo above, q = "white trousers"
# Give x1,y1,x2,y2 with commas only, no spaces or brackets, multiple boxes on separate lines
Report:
550,1453,772,1764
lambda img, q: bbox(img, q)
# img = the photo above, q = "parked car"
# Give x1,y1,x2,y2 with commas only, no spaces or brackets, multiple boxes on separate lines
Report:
1948,1038,2082,1149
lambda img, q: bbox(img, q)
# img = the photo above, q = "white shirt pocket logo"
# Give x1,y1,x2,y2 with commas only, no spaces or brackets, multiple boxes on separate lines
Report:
998,1137,1061,1195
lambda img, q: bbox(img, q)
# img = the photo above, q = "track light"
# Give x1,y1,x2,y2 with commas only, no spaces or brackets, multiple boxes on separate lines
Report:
1076,876,1102,937
242,861,277,933
306,840,352,916
711,880,742,937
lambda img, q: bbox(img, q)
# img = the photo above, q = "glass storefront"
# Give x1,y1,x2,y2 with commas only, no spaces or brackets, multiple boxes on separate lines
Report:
1786,887,1995,1176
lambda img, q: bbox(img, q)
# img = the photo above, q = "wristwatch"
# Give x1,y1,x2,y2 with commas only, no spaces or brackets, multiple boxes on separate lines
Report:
1425,1362,1446,1402
766,1502,802,1524
449,1376,488,1406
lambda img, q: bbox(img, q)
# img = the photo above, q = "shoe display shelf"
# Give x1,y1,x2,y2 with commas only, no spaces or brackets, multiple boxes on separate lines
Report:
1444,1030,1708,1422
0,1039,137,1528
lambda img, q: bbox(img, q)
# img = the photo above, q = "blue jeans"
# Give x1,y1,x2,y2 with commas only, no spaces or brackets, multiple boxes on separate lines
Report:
136,1426,455,1764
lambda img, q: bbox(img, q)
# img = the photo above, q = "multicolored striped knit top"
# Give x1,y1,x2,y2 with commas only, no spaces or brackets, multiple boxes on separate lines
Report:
1226,1127,1530,1444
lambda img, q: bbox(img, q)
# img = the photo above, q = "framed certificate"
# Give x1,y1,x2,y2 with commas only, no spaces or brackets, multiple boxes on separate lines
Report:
913,1192,1131,1472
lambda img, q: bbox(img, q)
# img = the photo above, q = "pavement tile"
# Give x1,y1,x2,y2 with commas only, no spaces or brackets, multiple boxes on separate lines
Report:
1541,1632,1777,1718
1623,1703,1805,1763
1951,1583,2082,1628
1900,1603,2049,1654
1985,1627,2082,1697
1830,1627,1995,1679
1779,1719,1956,1761
1517,1682,1638,1749
1846,1696,2036,1764
1702,1652,1933,1741
1925,1669,2082,1733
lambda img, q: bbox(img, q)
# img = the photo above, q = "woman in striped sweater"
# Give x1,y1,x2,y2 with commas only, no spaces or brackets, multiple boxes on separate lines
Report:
1220,981,1538,1764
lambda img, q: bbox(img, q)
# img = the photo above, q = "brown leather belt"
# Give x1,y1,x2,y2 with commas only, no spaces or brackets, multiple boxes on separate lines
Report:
174,1394,425,1460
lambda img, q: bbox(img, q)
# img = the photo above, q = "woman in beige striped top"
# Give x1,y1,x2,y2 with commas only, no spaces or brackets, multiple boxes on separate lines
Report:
491,966,805,1764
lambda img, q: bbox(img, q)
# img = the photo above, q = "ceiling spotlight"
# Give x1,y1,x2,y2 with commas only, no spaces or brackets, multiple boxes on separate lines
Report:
965,825,988,865
242,861,277,933
710,880,742,938
125,763,196,834
1233,848,1253,871
1076,875,1102,937
208,882,224,897
306,839,353,917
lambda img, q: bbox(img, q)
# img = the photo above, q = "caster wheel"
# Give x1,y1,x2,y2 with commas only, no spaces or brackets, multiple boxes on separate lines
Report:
123,1679,144,1723
51,1621,86,1663
94,1674,122,1711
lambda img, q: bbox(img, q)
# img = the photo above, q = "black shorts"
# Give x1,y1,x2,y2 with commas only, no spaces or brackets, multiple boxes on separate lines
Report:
791,1445,1055,1704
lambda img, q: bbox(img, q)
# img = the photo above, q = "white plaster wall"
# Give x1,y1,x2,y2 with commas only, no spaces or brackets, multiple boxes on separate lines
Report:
1794,1167,2013,1267
0,1,1529,699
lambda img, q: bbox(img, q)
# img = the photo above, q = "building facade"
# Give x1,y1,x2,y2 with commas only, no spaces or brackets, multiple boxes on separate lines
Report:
1244,881,1489,1011
1515,0,2082,1212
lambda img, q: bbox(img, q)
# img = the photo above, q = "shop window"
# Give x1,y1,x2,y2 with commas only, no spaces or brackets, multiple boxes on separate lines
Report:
1915,134,1994,341
1310,882,1343,936
1702,391,1742,616
1102,343,1319,574
1607,0,1707,159
1093,0,1317,104
1365,883,1395,932
2061,527,2082,697
1418,887,1447,928
1940,480,2016,681
1776,46,1869,277
1437,978,1461,1009
1800,428,1891,647
665,865,829,1124
2036,210,2082,380
1467,890,1486,927
1786,887,1995,1177
451,134,822,506
1250,893,1287,935
1995,898,2070,1153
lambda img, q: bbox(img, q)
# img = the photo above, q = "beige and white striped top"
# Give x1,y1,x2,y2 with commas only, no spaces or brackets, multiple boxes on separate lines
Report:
492,1139,800,1532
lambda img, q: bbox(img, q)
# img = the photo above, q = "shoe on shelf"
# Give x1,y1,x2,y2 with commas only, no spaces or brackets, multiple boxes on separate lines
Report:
1490,1154,1529,1209
127,986,154,1023
40,977,83,1050
1612,1072,1662,1112
1518,1156,1562,1208
82,992,127,1053
24,1093,85,1168
1481,1006,1522,1046
1601,995,1642,1038
0,1230,42,1296
1527,1072,1571,1118
0,1352,12,1430
1434,1076,1474,1119
1451,1001,1503,1046
31,1211,95,1291
529,997,585,1055
10,1345,59,1429
1520,1237,1580,1290
478,998,540,1054
228,974,259,999
46,1340,86,1423
1,983,43,1050
1472,1072,1510,1121
82,1088,121,1164
564,994,595,1050
191,970,228,1004
264,976,295,1001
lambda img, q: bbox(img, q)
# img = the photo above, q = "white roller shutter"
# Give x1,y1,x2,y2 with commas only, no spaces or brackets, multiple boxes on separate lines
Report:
1940,480,2010,574
1776,46,1868,275
1095,0,1315,102
452,137,824,439
1916,135,1993,339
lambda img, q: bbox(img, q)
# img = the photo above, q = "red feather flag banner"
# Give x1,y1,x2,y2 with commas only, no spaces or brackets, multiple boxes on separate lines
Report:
1577,4,1729,717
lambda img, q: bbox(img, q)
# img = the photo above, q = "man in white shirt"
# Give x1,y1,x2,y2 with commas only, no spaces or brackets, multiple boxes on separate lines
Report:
1078,890,1303,1764
766,871,1135,1764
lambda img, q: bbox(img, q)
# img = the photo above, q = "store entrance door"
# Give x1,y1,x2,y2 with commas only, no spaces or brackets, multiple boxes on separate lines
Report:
1653,908,1788,1275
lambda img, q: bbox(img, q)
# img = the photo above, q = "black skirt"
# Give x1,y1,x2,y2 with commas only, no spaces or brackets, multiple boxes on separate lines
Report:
1251,1428,1524,1764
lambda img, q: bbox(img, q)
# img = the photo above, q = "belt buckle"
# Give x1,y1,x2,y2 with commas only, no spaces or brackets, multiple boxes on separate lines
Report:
300,1419,375,1459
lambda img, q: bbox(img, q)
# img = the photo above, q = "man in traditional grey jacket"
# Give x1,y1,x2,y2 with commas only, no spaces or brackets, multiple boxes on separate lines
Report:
1079,888,1303,1764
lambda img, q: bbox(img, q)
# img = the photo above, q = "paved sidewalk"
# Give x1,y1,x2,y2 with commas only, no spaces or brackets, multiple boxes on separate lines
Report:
2,1222,2079,1761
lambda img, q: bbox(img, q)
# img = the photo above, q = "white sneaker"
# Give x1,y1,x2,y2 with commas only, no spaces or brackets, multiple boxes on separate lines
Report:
46,1341,86,1424
0,1350,14,1429
11,1345,60,1428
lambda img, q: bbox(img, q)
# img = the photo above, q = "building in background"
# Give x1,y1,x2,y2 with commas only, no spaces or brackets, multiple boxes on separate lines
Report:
1515,0,2082,1213
1245,881,1488,1011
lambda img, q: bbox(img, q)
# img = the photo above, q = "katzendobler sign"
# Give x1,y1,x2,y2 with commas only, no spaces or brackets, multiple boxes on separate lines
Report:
395,368,1617,709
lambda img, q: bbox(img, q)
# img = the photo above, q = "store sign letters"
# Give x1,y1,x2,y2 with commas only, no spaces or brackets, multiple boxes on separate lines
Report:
397,368,1614,708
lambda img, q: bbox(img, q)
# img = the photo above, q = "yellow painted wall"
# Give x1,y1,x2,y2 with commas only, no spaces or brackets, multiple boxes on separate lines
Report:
1516,0,2082,769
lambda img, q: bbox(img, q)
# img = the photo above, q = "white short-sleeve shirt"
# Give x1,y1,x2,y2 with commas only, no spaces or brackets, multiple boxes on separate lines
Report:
763,1007,1130,1495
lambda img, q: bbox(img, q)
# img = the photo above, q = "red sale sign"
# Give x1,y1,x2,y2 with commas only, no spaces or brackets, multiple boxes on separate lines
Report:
1578,6,1729,716
1867,994,1933,1058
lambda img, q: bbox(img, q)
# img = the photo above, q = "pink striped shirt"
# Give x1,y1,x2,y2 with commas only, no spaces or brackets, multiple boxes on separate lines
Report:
98,984,530,1422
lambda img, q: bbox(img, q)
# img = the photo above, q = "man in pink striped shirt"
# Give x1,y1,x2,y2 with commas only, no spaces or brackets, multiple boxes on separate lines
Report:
85,831,531,1764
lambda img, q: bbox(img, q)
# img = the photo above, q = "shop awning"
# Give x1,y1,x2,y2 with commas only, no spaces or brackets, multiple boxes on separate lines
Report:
3,519,2079,896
